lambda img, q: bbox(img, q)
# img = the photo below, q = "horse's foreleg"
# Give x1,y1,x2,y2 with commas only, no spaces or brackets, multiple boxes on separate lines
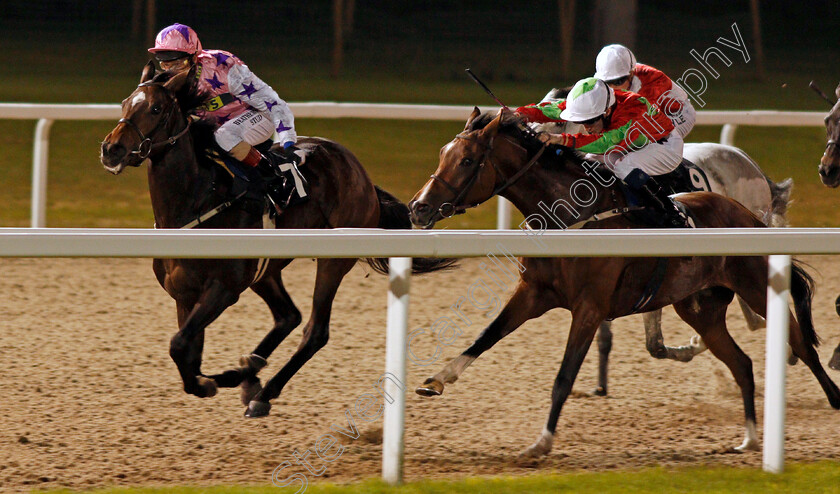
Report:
594,321,612,396
208,269,301,405
521,301,605,458
170,280,239,398
673,289,759,452
245,258,355,418
416,281,554,397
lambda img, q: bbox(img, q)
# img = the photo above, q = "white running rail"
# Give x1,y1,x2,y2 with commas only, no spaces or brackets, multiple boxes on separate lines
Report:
1,227,838,478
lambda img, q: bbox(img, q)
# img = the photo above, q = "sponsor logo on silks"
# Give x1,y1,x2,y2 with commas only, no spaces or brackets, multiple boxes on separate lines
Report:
202,93,236,111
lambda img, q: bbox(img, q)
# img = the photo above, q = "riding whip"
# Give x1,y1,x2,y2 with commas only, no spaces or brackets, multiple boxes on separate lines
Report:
809,80,836,107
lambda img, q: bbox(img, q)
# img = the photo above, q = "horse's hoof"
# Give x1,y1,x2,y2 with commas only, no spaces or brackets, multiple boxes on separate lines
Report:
196,376,218,398
240,378,263,406
690,335,706,351
592,386,607,397
734,438,760,452
239,354,268,374
244,400,271,418
415,378,444,397
828,350,840,371
519,442,551,458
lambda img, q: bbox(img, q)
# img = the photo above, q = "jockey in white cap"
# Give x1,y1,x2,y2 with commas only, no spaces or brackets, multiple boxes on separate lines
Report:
595,43,695,159
149,23,305,211
525,77,689,227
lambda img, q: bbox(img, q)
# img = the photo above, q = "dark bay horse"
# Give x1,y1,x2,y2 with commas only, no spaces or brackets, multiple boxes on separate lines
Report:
814,80,840,370
408,108,840,457
100,62,455,418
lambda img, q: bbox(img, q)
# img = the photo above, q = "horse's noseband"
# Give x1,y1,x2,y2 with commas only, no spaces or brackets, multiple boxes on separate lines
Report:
114,82,191,163
429,132,493,218
430,131,545,220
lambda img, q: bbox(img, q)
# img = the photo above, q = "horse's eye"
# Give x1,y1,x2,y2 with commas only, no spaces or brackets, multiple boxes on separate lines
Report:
151,105,162,115
460,158,474,167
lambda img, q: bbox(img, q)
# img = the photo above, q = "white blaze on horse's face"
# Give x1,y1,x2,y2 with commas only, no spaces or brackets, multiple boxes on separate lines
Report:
131,92,146,108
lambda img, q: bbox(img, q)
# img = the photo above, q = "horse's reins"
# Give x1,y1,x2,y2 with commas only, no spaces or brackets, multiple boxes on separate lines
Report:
430,132,544,219
115,82,192,161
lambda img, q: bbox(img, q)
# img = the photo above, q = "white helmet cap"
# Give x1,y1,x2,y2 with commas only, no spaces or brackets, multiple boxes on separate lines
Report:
559,77,616,123
594,44,637,81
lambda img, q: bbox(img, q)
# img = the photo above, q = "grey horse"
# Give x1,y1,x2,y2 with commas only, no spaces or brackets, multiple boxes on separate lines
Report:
812,80,840,370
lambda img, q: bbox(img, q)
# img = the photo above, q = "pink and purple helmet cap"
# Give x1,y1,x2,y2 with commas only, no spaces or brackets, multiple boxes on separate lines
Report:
148,23,202,58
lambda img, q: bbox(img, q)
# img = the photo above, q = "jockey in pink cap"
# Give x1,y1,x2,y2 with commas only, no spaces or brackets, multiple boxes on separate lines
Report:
149,23,305,211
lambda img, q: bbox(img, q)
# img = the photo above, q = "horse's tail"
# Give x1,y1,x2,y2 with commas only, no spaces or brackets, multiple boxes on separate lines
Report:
361,186,459,275
790,259,820,349
765,177,793,227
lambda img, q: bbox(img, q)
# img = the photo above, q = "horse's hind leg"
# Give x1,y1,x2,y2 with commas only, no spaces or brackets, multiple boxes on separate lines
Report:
736,295,766,331
642,310,708,363
170,280,239,398
594,321,612,396
672,288,759,452
245,258,356,418
416,280,555,397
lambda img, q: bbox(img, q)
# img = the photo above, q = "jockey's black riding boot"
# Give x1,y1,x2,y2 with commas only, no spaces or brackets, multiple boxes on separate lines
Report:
255,153,294,212
624,169,689,228
267,145,309,207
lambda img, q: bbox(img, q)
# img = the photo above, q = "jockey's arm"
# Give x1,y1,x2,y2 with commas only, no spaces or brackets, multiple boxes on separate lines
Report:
227,64,297,148
515,100,566,124
549,124,629,154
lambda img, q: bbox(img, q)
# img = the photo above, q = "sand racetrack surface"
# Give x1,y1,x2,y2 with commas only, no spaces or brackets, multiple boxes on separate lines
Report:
1,255,839,492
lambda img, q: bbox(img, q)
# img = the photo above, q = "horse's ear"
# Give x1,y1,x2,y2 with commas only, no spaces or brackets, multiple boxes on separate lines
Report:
140,60,156,84
835,82,840,100
464,106,481,131
480,110,504,138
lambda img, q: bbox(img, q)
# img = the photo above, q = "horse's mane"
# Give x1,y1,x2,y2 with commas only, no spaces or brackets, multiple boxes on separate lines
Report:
467,111,587,169
149,69,230,175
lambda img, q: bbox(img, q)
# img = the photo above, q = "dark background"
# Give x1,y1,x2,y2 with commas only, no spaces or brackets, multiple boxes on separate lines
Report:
4,1,838,85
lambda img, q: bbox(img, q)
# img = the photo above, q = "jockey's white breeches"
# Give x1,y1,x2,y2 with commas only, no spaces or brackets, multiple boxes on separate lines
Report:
214,109,275,152
603,141,683,181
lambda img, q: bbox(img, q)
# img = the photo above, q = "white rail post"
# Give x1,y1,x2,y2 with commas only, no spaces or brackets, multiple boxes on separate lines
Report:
382,257,411,484
496,196,512,230
31,118,54,228
720,123,738,147
763,254,791,473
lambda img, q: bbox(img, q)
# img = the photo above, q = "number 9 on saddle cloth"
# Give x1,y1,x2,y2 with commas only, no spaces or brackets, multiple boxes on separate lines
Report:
657,159,711,195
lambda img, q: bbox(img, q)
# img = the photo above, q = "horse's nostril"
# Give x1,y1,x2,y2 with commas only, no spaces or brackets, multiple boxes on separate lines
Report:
414,202,430,214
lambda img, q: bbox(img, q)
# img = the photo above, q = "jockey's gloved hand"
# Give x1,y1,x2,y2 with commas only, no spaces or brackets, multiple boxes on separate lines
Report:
274,141,302,165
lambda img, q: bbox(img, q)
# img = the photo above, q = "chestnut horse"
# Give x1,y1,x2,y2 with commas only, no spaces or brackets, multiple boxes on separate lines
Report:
814,80,840,370
408,108,840,457
100,62,455,418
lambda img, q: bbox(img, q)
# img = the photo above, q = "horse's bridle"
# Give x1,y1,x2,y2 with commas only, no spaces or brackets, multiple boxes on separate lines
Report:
429,131,545,219
115,81,192,162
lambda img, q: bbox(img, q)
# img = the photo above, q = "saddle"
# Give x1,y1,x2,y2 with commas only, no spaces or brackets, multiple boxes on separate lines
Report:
620,159,705,228
206,140,310,215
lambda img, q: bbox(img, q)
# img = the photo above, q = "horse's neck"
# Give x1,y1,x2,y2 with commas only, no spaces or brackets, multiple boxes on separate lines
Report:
501,157,622,228
147,140,215,229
